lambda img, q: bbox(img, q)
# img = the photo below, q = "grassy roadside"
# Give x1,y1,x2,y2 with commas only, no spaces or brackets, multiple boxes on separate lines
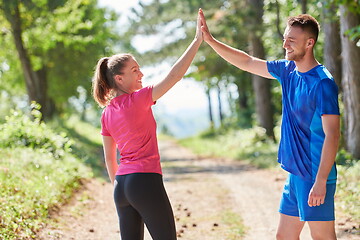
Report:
0,148,90,239
336,161,360,224
177,127,360,227
51,115,105,178
0,110,102,239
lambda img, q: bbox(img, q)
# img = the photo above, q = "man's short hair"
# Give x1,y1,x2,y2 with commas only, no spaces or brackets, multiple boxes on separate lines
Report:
287,14,320,42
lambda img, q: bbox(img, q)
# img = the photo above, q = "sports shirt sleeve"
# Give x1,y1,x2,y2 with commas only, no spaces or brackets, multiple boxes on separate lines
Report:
316,78,340,115
129,85,155,110
100,110,111,136
267,60,295,85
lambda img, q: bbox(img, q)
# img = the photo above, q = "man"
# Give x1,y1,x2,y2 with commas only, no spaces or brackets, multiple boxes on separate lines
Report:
199,9,340,240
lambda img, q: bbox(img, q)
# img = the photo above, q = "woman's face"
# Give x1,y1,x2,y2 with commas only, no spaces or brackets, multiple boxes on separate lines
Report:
118,58,144,93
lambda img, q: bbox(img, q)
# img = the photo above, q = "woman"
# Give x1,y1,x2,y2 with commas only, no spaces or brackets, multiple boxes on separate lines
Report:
91,9,203,240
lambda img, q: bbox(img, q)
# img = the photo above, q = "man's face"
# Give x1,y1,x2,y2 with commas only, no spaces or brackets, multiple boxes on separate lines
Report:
282,26,309,61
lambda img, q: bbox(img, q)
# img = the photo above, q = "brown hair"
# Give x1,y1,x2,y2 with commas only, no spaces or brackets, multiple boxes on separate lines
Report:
287,14,320,42
92,54,134,107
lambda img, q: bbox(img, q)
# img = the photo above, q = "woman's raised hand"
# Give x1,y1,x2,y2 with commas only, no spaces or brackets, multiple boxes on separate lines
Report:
195,9,203,42
199,8,213,43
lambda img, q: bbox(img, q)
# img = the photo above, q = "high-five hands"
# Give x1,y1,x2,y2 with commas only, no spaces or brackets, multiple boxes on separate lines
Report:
199,8,213,43
195,9,204,42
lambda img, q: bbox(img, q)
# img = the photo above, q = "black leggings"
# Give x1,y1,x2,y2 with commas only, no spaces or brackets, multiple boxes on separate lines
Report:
114,173,177,240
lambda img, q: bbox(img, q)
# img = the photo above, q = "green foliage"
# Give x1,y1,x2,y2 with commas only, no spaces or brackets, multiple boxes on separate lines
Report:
125,0,225,64
0,0,121,114
0,15,25,94
44,0,121,104
0,148,89,239
336,148,356,165
0,108,91,239
338,0,360,14
0,103,72,159
50,115,105,177
336,149,360,222
345,25,360,42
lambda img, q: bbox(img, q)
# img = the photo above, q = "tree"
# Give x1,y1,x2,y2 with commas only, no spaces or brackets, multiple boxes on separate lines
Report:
205,86,215,130
190,51,233,129
339,3,360,158
299,0,307,13
246,0,275,140
0,0,119,119
322,2,342,89
2,0,52,117
216,83,224,126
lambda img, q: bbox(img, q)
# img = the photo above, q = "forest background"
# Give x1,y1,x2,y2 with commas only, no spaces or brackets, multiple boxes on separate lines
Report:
0,0,359,239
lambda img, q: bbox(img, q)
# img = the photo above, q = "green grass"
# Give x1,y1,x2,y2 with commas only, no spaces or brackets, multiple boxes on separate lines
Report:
0,147,90,239
222,210,246,239
336,160,360,223
0,111,103,239
50,115,106,178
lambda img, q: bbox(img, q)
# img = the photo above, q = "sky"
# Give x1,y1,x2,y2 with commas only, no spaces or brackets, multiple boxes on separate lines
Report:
97,0,226,137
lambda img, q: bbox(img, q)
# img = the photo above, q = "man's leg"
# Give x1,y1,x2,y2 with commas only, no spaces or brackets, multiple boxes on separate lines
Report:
308,221,336,240
294,176,337,240
276,213,305,240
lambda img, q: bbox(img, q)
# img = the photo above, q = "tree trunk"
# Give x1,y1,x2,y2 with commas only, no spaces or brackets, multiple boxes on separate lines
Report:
206,87,214,130
301,0,307,14
4,2,54,119
237,86,248,110
247,0,275,140
275,0,284,41
217,84,223,126
322,3,342,90
233,76,254,128
339,5,360,158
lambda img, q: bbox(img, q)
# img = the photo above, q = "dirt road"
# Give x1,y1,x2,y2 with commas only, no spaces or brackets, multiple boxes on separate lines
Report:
38,140,359,240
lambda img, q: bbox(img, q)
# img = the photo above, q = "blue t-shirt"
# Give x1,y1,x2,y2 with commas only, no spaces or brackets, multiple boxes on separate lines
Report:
267,60,340,184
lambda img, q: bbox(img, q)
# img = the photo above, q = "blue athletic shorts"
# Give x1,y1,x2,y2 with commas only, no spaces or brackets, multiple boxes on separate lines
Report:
279,173,336,221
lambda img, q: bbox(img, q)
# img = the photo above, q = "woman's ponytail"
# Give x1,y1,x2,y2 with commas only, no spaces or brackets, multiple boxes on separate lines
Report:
92,57,112,107
92,54,134,107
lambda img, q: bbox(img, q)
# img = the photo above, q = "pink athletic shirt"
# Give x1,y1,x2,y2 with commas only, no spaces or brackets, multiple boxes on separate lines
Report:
100,86,162,175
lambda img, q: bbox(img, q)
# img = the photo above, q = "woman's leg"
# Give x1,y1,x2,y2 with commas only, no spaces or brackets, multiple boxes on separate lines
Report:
125,173,177,240
114,175,144,240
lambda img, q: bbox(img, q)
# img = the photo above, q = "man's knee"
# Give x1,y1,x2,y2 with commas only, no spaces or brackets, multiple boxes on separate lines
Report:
308,221,336,240
310,230,336,240
276,231,299,240
276,231,285,240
